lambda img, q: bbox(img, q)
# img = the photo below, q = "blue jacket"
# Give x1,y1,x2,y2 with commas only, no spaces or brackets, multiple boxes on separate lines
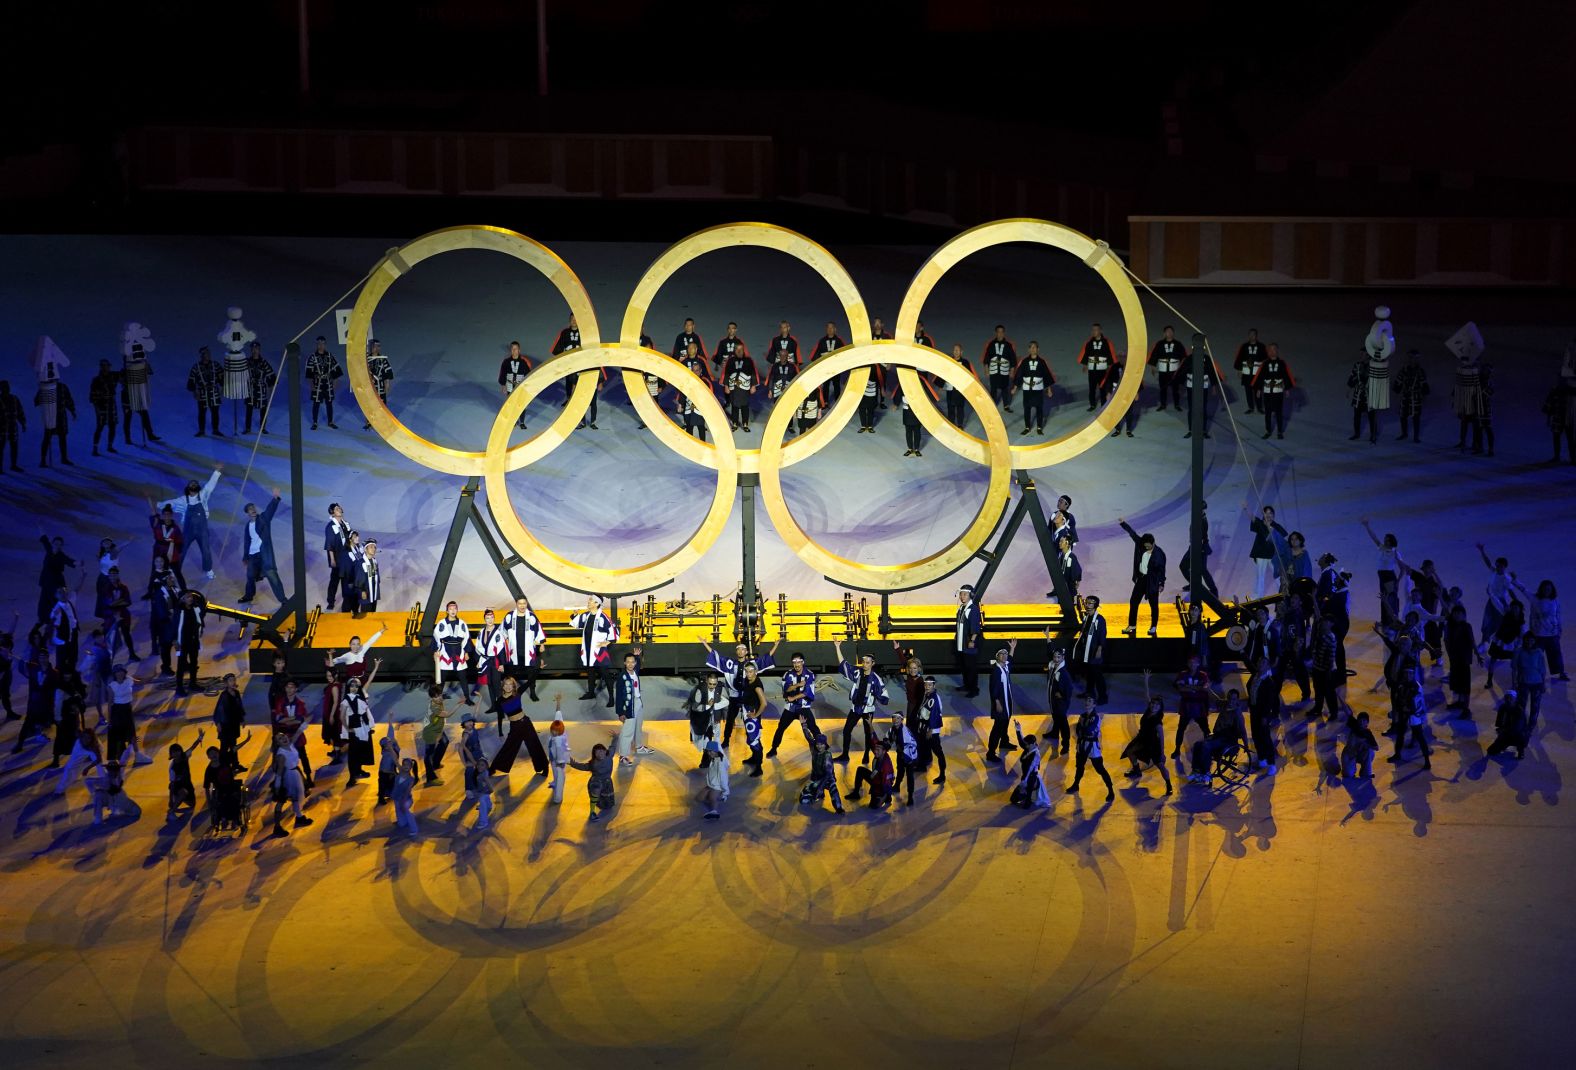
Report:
614,655,642,719
955,600,983,652
243,496,281,569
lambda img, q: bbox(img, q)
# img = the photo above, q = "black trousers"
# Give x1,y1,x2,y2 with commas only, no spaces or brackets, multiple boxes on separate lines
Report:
722,697,744,745
1157,370,1183,409
1173,708,1209,755
903,411,922,450
684,414,706,441
341,580,361,615
1399,409,1423,442
1393,721,1430,760
121,407,155,442
770,708,812,752
1240,374,1259,412
39,425,69,464
955,648,978,694
0,430,17,467
797,415,818,435
243,401,268,434
824,373,842,405
326,559,341,609
989,373,1012,408
1128,582,1160,629
1312,668,1343,718
858,394,879,430
1278,658,1310,701
925,733,947,777
92,413,117,450
1250,711,1277,765
729,398,751,428
1263,394,1286,435
851,764,889,803
1072,750,1113,791
840,713,872,759
311,398,335,425
1458,416,1493,453
1080,662,1107,703
1021,390,1045,430
1352,407,1379,440
945,391,968,427
1086,369,1106,407
1048,700,1071,753
176,645,199,692
196,401,221,434
987,709,1010,755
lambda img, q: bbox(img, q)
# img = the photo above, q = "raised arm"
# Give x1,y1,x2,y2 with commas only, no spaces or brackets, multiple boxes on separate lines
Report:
1360,519,1382,548
1475,543,1494,571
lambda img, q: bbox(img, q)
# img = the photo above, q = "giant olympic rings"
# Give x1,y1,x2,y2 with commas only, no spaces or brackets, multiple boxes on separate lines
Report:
347,220,1147,593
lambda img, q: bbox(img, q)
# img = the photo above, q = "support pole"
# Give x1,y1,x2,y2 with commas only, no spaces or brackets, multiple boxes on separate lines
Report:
1188,334,1208,601
739,472,759,627
264,341,308,641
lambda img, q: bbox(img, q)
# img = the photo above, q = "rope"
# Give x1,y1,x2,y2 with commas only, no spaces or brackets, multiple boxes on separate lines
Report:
212,269,378,569
1112,260,1290,590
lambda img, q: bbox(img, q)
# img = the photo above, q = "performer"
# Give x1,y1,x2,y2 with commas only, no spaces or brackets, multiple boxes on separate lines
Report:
712,322,747,376
1072,597,1108,704
0,379,25,471
305,336,342,430
670,318,705,363
339,530,364,615
916,674,947,784
173,589,207,698
497,339,534,431
913,320,936,350
613,646,653,762
357,549,385,628
217,307,255,403
46,585,79,673
1042,643,1074,756
149,504,186,587
569,595,618,706
1149,326,1187,411
721,340,759,431
120,340,160,443
1315,552,1353,675
243,342,274,435
340,668,380,786
765,320,800,368
675,343,714,439
800,733,845,814
702,638,779,747
88,359,120,456
157,469,225,582
984,639,1019,762
1252,343,1295,440
1452,347,1494,455
1012,342,1053,434
1122,671,1173,793
767,348,798,411
1051,534,1082,610
739,662,769,775
766,652,817,758
239,491,286,605
954,584,983,697
1067,696,1116,800
1188,689,1251,786
474,607,507,716
833,639,888,763
489,675,550,778
323,503,349,611
432,602,475,704
847,735,896,809
1233,329,1267,414
1077,324,1116,411
34,359,76,468
809,322,846,404
1348,347,1389,444
982,325,1017,411
325,629,384,692
893,370,936,456
363,339,394,430
97,568,137,659
941,343,976,428
794,384,824,435
500,595,547,702
1008,720,1051,808
1183,361,1212,439
1394,349,1429,443
186,346,224,437
686,672,729,760
1118,519,1166,637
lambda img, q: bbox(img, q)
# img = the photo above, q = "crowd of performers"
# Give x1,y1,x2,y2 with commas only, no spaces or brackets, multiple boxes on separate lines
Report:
6,480,1565,832
12,320,1576,468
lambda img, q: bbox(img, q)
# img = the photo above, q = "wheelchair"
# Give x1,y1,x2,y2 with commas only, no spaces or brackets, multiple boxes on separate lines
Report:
206,777,250,836
1191,738,1255,789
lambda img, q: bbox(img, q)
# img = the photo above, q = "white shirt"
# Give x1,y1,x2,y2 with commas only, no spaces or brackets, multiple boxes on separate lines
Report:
246,520,262,555
109,678,134,705
1139,550,1152,575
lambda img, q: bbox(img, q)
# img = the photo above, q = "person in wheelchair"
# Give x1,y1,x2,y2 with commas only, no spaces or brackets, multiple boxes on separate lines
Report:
1189,689,1251,786
203,734,250,832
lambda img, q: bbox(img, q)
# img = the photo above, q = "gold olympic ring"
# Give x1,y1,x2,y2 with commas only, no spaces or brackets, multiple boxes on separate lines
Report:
345,225,603,477
617,222,875,475
893,218,1148,467
483,345,739,593
349,219,1146,593
757,344,1012,590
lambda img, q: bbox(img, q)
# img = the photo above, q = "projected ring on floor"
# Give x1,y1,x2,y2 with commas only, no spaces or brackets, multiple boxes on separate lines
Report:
757,343,1012,590
484,346,739,593
892,218,1148,468
345,225,604,476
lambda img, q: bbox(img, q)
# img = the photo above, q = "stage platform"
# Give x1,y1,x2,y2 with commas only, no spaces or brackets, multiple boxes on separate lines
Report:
254,599,1217,682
